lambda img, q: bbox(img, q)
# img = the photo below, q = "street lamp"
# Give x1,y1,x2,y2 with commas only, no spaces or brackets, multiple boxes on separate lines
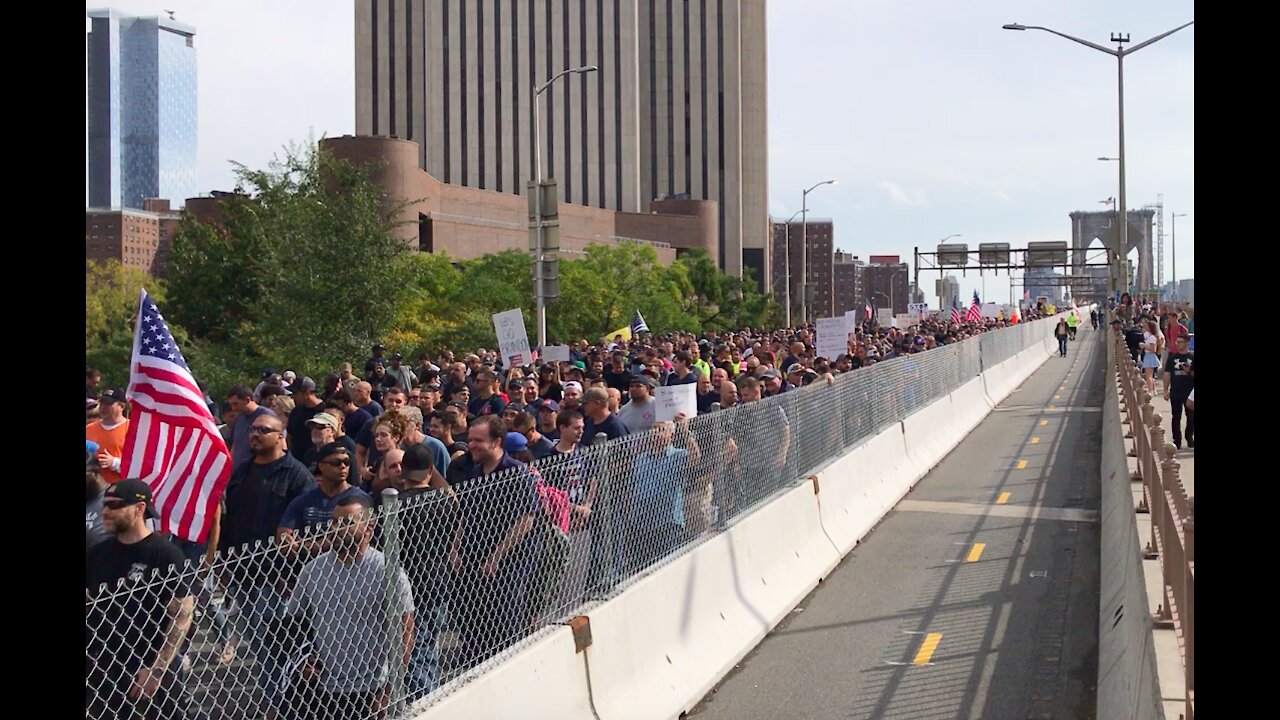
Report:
870,291,889,326
1171,212,1187,301
1003,20,1194,296
781,209,805,327
532,64,598,349
800,179,837,324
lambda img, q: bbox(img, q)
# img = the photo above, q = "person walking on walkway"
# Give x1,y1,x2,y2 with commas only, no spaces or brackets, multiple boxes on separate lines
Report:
1054,319,1069,357
1162,335,1195,449
1065,311,1078,341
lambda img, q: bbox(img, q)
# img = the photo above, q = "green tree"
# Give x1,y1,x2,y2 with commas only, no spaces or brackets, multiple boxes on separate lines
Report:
552,242,690,341
166,142,414,376
670,248,776,331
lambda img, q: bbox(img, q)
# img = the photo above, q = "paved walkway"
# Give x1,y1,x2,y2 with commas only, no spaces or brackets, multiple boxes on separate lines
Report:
689,328,1106,719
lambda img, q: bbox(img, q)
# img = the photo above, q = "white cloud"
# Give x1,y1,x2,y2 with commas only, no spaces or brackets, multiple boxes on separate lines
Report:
992,191,1011,202
879,180,927,207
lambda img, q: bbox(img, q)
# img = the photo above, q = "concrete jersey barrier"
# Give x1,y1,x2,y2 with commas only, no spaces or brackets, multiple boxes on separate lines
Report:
410,318,1064,720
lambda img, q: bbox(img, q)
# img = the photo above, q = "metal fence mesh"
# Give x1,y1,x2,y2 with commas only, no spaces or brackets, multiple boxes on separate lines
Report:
86,317,1058,719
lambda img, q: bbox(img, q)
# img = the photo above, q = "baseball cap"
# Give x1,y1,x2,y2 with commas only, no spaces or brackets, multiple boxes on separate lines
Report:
306,413,341,432
100,388,127,405
503,431,529,453
536,399,560,413
424,381,442,391
104,478,160,519
572,361,586,370
401,444,434,482
282,370,297,382
316,441,351,460
391,352,403,361
629,374,658,389
785,363,805,375
507,377,525,390
293,376,317,393
761,368,781,379
563,381,583,393
372,343,386,351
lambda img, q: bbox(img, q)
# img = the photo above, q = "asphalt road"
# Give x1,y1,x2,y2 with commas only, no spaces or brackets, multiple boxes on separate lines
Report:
689,326,1105,720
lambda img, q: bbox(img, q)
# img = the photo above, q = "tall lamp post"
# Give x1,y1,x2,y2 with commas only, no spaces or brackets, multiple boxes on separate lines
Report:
780,209,805,328
1003,20,1194,296
532,64,598,349
1171,212,1187,301
800,179,837,324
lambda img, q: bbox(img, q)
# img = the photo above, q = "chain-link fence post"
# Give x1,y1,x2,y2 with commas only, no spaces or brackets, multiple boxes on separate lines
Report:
380,488,406,716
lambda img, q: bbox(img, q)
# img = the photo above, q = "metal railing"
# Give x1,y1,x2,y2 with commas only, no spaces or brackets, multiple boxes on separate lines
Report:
86,316,1060,720
1112,329,1194,720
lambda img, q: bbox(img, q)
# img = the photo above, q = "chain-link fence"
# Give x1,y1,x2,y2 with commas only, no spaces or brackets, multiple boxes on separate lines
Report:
86,316,1058,720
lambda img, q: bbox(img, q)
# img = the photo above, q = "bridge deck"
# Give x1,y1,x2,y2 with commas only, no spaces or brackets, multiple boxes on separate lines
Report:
690,325,1106,720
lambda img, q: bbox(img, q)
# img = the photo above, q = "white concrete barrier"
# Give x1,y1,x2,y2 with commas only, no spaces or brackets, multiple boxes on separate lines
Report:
902,393,960,478
409,320,1064,720
585,481,842,720
816,423,914,554
410,627,594,720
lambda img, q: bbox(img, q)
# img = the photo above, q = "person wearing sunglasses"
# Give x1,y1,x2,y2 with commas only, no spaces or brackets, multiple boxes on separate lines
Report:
217,412,314,716
87,478,197,718
276,442,372,561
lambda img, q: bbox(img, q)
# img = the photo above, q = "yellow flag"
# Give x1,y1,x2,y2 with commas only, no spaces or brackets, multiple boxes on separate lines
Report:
604,325,632,342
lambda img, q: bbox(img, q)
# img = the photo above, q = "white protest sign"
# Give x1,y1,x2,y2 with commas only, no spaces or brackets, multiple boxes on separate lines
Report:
895,313,913,328
981,302,1000,319
816,315,855,359
908,303,928,322
845,309,859,325
542,344,571,363
654,384,697,422
492,308,532,366
877,308,894,325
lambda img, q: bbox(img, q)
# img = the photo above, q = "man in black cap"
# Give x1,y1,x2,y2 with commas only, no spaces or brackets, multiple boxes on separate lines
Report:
617,373,659,433
387,352,418,391
86,479,197,719
364,343,388,376
276,442,371,561
285,377,325,461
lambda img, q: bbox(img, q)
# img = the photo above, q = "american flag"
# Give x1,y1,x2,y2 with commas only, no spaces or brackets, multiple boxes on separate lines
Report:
864,298,873,320
950,297,962,325
965,291,983,323
121,290,231,543
630,309,650,335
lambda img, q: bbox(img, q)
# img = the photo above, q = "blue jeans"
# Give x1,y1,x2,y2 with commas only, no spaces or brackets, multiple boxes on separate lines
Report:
405,603,447,702
1057,336,1068,355
234,584,289,712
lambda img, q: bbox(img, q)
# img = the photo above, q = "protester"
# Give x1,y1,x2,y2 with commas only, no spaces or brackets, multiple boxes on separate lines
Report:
87,388,131,485
617,374,659,433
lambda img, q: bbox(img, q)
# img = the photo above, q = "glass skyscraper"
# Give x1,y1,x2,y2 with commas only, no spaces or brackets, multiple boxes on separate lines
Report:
86,9,197,209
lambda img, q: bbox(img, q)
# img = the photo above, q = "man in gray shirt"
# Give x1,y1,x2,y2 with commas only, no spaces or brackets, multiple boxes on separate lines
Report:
286,494,414,718
617,373,659,434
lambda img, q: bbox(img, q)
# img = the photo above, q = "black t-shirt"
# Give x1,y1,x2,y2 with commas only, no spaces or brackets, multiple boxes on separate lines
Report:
286,400,326,460
540,381,564,402
665,369,699,386
582,413,629,446
696,390,717,415
455,454,541,564
1163,352,1194,398
393,486,459,607
445,452,477,486
86,534,190,684
602,367,632,393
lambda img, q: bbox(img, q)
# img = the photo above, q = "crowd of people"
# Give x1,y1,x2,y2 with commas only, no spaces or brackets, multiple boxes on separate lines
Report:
86,307,1059,720
1107,293,1195,450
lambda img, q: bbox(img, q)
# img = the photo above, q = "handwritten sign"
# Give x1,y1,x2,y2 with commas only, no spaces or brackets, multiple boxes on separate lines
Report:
542,344,571,363
981,302,1000,319
654,384,697,422
877,308,894,325
908,303,928,322
816,315,854,359
895,313,913,328
492,309,532,366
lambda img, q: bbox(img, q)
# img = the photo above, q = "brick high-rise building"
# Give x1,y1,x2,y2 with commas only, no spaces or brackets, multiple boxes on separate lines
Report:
833,250,864,318
860,260,909,316
771,217,833,324
354,0,769,282
86,198,181,276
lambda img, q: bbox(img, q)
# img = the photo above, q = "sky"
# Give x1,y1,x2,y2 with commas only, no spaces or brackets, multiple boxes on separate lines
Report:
88,0,1194,309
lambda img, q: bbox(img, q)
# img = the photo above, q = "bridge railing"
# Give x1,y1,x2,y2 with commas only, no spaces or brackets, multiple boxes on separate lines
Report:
1112,329,1194,720
85,315,1061,720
